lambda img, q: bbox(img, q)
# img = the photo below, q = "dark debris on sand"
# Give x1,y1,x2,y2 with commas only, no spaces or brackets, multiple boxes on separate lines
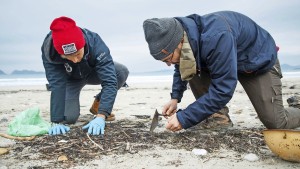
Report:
6,119,267,168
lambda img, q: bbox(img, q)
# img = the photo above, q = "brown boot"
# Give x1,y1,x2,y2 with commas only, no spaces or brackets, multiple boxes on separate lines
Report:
204,106,232,129
90,98,116,121
90,98,100,115
192,106,233,130
106,114,116,121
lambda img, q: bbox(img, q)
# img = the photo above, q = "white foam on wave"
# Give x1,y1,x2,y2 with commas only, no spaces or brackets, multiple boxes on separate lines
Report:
0,71,299,87
0,78,48,86
0,75,173,86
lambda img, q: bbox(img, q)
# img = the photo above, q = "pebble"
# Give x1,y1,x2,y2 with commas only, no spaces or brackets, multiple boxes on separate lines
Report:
0,118,8,123
192,149,208,156
0,137,16,148
244,153,259,161
211,132,218,135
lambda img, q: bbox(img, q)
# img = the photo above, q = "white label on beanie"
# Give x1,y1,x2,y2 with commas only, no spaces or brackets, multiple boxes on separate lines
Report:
62,43,77,55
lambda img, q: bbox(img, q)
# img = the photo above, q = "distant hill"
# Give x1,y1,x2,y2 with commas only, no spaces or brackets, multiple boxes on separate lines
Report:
0,70,6,75
11,70,45,75
281,64,300,72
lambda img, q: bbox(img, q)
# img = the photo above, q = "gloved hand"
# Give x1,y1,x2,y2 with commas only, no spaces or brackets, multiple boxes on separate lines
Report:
48,123,70,135
82,117,105,135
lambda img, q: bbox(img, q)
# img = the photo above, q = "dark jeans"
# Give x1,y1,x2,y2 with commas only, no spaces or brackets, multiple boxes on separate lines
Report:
64,61,129,123
189,59,300,129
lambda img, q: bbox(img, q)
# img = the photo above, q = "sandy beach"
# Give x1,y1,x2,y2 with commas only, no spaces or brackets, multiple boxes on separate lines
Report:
0,77,300,169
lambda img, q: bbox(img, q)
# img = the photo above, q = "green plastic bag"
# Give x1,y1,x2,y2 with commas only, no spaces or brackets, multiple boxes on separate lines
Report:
7,107,51,136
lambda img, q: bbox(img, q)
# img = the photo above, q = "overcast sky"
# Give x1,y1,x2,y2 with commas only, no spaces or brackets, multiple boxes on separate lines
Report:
0,0,299,74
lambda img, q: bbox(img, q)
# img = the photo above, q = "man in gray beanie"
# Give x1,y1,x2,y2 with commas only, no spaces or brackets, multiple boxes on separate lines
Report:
143,18,184,61
143,11,300,132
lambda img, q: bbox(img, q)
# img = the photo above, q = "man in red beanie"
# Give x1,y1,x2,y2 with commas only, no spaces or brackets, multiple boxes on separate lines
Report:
42,16,129,135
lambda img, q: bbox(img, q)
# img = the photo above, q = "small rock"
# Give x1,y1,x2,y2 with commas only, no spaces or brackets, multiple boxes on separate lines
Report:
0,118,8,123
244,153,259,161
0,138,16,148
211,132,218,135
192,149,208,156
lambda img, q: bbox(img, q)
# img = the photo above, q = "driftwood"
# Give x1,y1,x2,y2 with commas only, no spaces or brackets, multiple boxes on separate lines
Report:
86,133,104,150
0,133,35,141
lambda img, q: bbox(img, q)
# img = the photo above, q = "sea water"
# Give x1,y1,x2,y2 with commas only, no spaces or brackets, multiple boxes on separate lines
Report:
0,72,299,87
0,74,173,87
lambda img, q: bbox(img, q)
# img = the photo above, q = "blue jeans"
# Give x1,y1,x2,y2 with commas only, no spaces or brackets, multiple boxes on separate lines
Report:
64,61,129,123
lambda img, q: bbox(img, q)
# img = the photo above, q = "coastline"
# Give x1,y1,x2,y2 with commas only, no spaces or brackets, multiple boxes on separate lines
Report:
1,71,300,87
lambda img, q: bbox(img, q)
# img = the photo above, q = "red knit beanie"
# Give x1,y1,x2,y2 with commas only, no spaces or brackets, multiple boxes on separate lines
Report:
50,16,85,55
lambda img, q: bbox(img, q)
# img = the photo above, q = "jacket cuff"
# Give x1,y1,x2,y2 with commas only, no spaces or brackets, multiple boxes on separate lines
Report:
170,92,182,103
176,110,191,129
99,111,110,118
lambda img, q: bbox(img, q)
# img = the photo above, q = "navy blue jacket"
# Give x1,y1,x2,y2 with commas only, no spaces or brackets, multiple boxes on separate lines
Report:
41,28,117,123
173,11,277,129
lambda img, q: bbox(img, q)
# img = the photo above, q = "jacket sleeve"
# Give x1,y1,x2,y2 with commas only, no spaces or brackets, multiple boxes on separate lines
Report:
171,64,188,102
92,34,118,117
177,31,238,129
41,47,67,123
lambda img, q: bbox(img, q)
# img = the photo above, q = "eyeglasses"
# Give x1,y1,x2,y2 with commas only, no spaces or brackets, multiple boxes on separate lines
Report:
162,53,174,63
161,39,183,64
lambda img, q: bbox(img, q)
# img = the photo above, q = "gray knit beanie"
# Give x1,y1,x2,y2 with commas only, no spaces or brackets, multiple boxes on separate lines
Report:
143,18,184,60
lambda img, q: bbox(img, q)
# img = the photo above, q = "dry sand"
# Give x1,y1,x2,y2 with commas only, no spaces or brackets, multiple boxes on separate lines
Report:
0,77,300,169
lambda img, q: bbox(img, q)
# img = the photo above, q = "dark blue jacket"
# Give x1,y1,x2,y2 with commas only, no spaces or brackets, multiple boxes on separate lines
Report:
173,11,277,129
41,28,117,123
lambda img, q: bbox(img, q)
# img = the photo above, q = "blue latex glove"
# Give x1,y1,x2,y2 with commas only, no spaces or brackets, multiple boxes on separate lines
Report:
48,124,70,135
82,117,105,135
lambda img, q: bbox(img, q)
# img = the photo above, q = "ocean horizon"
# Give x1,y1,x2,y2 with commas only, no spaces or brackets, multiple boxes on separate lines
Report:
0,73,174,87
1,71,300,87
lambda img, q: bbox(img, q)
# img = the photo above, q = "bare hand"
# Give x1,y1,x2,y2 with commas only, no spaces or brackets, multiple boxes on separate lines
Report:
166,114,182,132
162,99,178,117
